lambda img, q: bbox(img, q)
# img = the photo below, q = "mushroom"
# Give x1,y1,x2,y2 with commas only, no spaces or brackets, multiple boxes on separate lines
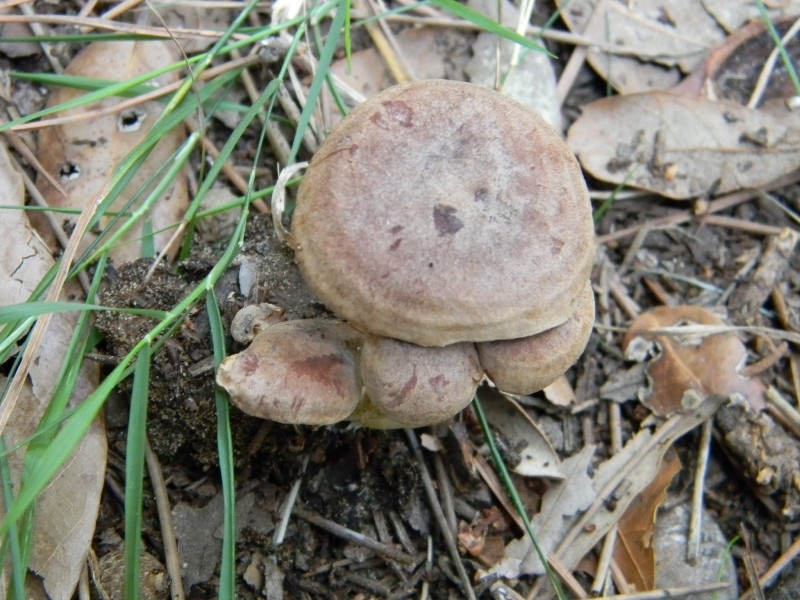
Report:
229,302,286,344
216,319,362,425
476,281,595,395
292,79,595,348
352,335,483,428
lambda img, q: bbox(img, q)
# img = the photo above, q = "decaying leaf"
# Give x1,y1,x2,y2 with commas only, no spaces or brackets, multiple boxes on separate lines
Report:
556,0,800,94
0,141,106,600
493,444,595,577
480,389,564,479
555,0,724,93
0,143,51,308
492,394,724,578
330,27,474,99
163,5,232,53
677,16,800,106
567,91,800,199
622,305,765,416
701,0,800,34
35,40,188,265
613,450,681,591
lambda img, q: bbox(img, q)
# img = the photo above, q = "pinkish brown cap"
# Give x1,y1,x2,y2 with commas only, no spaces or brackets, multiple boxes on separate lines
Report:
477,281,595,395
292,80,595,347
217,320,362,425
353,335,483,428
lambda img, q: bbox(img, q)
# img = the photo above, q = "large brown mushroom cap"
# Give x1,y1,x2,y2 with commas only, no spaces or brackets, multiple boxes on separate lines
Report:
216,320,362,425
354,335,483,428
293,80,595,347
477,281,595,395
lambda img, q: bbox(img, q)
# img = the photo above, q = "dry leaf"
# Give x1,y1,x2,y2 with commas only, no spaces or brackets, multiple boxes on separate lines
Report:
557,0,800,94
676,17,800,105
492,394,724,579
542,375,576,407
614,449,681,591
0,142,106,600
567,91,800,200
329,28,473,99
622,305,766,416
35,41,188,265
493,444,595,577
555,0,722,93
701,0,800,34
0,143,51,307
163,5,231,53
480,389,564,479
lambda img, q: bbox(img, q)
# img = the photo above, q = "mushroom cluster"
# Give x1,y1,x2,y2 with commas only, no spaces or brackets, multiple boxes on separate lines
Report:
217,80,596,428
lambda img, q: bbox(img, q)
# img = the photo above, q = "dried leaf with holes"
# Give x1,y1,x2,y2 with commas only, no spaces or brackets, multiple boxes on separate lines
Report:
35,41,188,265
0,142,106,600
622,305,766,416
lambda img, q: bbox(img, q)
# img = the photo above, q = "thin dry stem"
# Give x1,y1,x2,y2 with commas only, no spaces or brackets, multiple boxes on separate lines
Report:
11,54,260,132
687,419,712,564
405,429,477,600
597,171,800,245
145,439,186,600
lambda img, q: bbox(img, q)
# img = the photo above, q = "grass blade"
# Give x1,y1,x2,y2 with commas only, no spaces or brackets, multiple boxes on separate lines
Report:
472,395,567,599
124,344,151,600
207,289,237,599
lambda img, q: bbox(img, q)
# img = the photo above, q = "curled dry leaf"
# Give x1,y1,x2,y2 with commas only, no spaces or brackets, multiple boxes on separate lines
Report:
568,91,800,200
0,143,106,600
613,449,681,592
622,305,765,416
35,41,188,265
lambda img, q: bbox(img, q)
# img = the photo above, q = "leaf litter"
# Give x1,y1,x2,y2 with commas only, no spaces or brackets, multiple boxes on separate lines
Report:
1,0,800,598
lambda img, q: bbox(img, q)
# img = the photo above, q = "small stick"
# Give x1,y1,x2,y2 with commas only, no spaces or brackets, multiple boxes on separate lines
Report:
699,214,785,236
740,342,788,377
765,386,800,435
433,452,458,537
687,419,712,564
145,440,186,600
405,429,477,600
292,506,415,564
596,580,731,599
739,532,800,600
597,171,800,245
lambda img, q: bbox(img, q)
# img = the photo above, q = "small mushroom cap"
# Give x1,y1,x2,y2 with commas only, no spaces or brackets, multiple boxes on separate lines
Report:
230,303,286,344
353,335,483,428
293,80,595,347
477,281,595,395
216,319,362,425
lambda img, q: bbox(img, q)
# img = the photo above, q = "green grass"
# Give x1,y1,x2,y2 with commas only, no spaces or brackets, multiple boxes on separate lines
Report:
0,1,558,598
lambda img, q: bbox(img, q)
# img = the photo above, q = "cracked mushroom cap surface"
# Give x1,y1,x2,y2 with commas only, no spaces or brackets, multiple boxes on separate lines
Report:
216,319,362,425
293,79,595,347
